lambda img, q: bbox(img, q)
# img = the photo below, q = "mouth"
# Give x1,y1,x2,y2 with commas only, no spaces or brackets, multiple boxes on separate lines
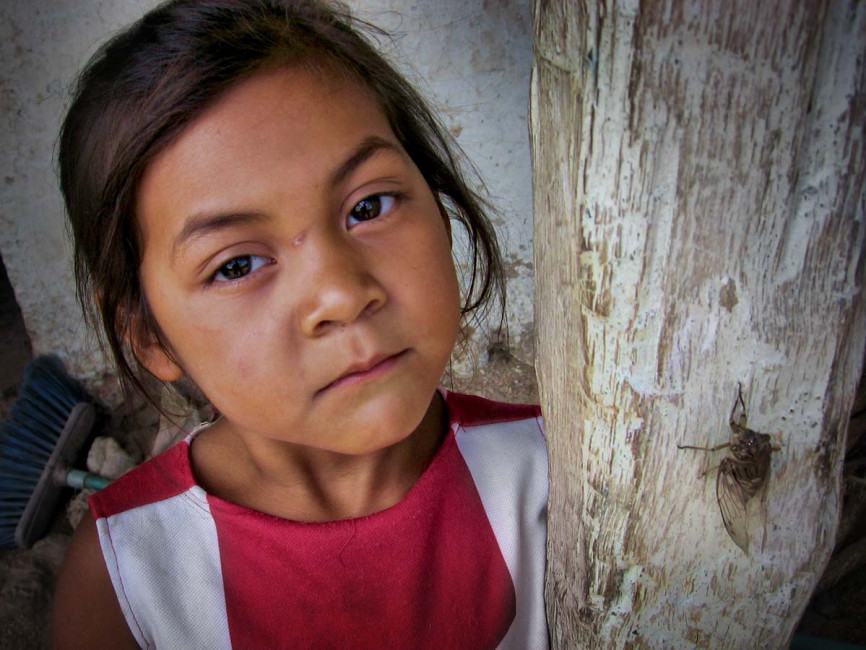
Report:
318,350,409,395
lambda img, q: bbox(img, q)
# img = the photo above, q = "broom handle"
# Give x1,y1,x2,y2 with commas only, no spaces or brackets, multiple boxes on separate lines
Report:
64,469,112,491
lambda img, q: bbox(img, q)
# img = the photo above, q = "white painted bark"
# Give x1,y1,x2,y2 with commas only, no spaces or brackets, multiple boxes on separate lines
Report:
530,1,866,647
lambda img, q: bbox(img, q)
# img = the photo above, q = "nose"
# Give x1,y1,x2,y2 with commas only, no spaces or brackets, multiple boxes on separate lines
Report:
297,235,387,337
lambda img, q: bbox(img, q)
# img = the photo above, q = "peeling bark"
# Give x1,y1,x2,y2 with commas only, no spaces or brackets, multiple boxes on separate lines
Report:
530,0,866,647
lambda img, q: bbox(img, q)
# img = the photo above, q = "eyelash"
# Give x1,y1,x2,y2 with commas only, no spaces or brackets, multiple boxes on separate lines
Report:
346,192,399,227
206,193,401,285
209,254,271,284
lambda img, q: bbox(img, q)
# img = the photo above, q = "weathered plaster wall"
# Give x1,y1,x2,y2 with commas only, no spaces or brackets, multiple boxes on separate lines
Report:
0,1,161,380
0,0,535,393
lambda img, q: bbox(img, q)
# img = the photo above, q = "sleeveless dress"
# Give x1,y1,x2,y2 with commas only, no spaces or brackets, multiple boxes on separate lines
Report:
89,390,549,649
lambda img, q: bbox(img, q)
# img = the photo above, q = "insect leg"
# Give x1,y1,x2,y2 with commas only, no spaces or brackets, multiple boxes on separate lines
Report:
677,442,732,453
730,383,749,431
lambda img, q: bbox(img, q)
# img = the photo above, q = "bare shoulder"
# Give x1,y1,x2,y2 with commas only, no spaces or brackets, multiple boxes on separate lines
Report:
51,510,139,649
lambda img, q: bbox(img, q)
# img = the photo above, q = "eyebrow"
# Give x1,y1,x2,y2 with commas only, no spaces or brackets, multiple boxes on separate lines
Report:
170,135,404,258
329,135,403,188
171,211,267,260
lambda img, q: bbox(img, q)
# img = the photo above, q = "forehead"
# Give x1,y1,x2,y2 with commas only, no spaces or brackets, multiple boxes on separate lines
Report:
135,65,400,241
183,63,388,144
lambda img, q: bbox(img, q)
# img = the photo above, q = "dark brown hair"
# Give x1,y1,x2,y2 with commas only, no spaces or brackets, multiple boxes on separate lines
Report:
59,0,505,407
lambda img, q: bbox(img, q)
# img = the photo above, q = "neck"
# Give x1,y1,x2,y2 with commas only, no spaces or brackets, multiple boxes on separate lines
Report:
191,392,448,522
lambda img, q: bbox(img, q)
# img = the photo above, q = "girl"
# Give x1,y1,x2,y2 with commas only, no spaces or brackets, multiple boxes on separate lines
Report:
51,1,548,648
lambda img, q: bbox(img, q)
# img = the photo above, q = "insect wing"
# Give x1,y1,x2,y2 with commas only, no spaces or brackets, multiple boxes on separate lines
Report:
716,459,750,553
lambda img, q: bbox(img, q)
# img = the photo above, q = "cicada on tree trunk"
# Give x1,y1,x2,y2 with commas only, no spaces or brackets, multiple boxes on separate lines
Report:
679,385,778,553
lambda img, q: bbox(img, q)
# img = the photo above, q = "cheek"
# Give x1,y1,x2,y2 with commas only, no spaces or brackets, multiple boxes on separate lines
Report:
187,318,273,374
436,229,462,309
441,260,462,327
419,242,462,342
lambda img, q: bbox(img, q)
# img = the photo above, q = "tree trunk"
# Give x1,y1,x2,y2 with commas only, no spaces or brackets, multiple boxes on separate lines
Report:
530,1,866,647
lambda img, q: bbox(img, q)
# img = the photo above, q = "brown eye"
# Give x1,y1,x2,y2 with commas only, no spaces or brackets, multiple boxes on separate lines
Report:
347,194,396,227
212,255,269,283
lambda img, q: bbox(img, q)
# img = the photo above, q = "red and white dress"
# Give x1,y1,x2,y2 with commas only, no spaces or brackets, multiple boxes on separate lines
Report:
89,390,548,649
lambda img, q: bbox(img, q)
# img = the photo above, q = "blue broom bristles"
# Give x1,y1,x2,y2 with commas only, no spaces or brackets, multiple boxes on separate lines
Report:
0,356,91,548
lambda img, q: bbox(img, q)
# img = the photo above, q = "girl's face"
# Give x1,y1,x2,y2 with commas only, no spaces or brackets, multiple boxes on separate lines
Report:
135,66,461,455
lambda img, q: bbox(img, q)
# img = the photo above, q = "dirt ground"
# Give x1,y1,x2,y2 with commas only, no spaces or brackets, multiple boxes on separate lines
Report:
0,346,864,648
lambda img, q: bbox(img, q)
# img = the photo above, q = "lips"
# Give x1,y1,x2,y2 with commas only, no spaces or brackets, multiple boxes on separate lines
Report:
319,350,408,394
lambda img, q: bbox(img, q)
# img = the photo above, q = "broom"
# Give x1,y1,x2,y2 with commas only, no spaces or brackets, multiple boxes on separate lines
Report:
0,355,111,549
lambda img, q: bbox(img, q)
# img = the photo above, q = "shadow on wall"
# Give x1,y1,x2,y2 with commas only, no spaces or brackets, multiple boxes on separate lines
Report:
0,253,33,417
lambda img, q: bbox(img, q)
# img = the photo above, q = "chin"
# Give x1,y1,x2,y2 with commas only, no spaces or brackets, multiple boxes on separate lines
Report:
334,392,435,455
350,419,421,456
